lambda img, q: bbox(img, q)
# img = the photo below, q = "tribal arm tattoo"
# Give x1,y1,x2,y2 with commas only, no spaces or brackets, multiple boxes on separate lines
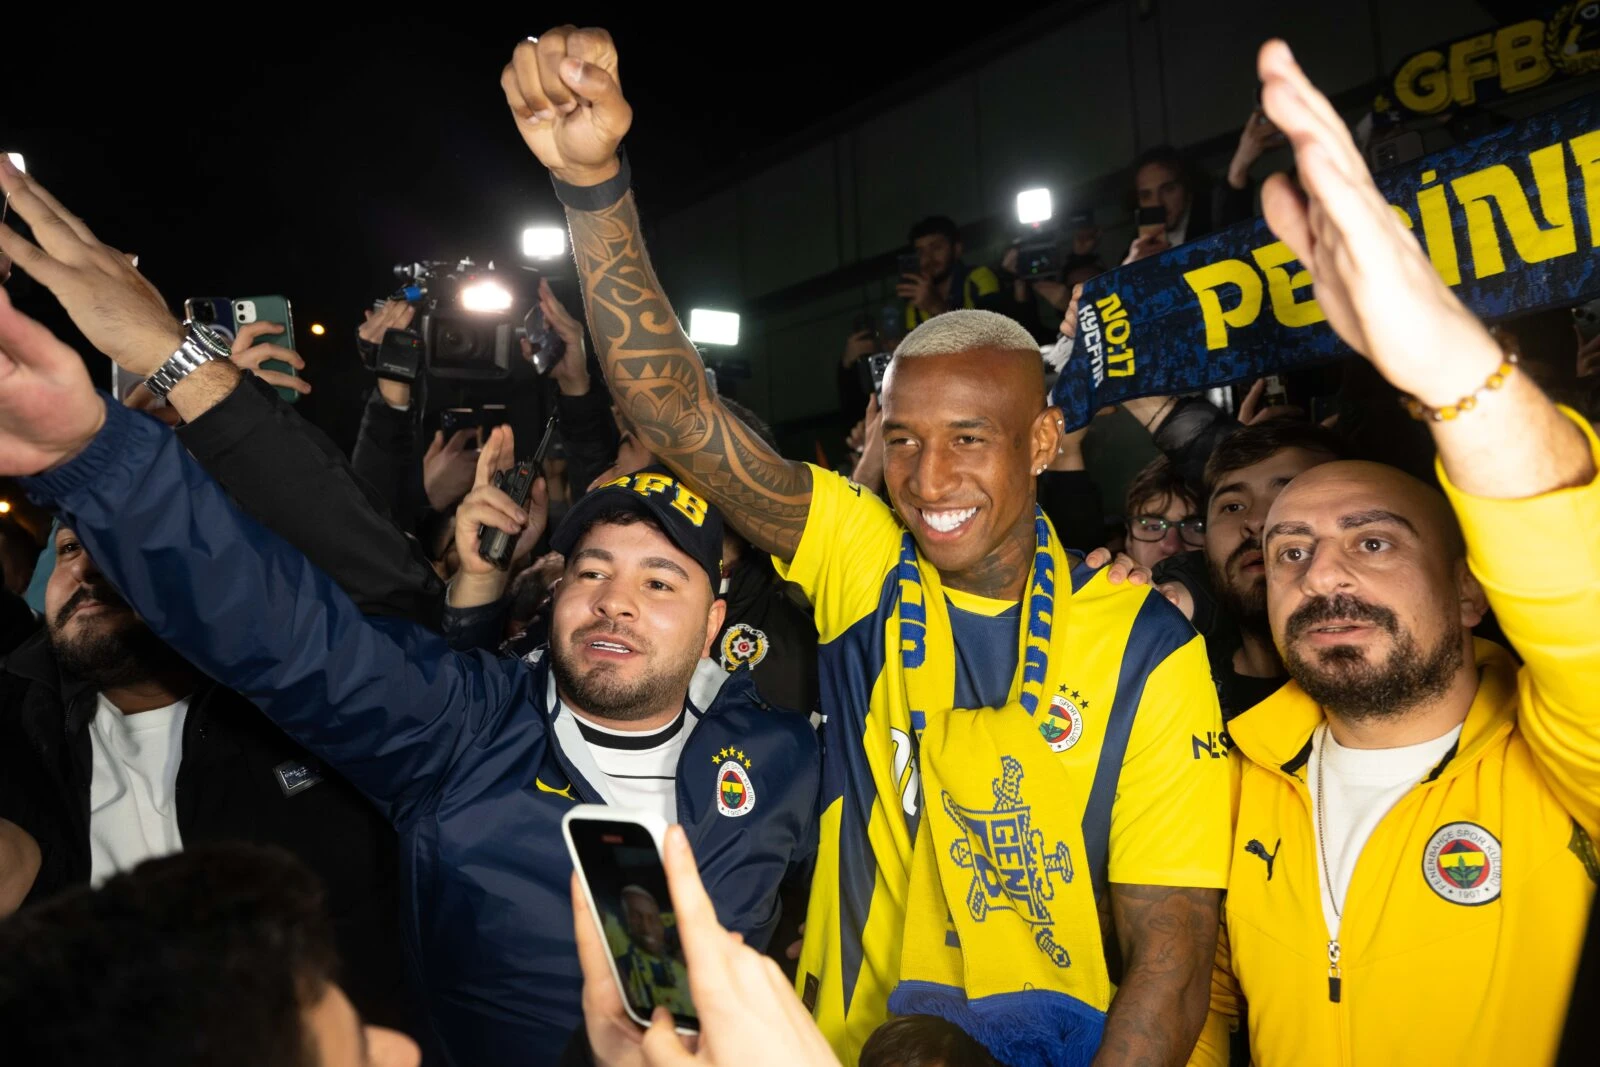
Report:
565,192,812,560
1093,884,1221,1067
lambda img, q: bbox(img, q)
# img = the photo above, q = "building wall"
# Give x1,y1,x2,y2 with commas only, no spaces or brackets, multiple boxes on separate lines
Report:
648,0,1500,435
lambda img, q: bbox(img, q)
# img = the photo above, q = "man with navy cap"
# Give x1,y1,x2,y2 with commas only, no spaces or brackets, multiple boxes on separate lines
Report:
1,264,819,1062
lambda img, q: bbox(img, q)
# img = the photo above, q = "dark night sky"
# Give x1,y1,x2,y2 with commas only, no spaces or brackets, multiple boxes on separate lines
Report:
6,8,1058,447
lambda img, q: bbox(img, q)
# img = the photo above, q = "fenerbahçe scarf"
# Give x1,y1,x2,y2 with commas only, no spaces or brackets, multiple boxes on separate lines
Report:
1049,94,1600,428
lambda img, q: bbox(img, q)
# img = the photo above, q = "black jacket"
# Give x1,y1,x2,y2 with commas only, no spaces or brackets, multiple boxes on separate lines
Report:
0,630,415,1029
179,373,444,628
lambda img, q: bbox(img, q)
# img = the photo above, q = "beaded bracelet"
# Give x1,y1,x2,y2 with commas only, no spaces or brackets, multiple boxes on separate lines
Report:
1398,353,1518,422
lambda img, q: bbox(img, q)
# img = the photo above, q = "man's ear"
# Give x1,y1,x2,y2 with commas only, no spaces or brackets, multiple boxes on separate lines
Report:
702,596,729,658
1030,406,1064,475
1455,558,1489,629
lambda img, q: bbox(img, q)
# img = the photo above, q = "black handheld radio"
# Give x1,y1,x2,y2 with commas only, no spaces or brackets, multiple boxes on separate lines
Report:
477,415,559,570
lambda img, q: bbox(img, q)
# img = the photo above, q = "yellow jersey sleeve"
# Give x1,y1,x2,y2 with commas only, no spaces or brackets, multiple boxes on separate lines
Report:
773,464,906,643
1440,408,1600,838
1107,633,1232,888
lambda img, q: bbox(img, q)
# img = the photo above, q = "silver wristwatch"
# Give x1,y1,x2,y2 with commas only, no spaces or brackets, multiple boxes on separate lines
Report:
144,320,233,399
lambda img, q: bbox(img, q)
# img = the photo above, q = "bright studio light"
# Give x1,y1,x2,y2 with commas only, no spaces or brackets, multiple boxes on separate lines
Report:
1016,188,1052,225
309,323,326,336
4,153,23,173
461,278,515,313
522,226,566,259
0,501,11,514
687,309,740,346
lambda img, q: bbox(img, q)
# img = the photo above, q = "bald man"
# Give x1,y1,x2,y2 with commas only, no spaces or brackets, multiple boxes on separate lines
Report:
504,26,1230,1065
1188,41,1600,1067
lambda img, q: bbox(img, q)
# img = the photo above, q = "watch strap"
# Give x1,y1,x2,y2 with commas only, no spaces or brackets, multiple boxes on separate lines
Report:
145,324,227,399
550,147,631,212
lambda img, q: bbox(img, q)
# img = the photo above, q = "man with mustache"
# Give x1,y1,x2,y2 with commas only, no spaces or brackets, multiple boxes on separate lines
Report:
0,525,416,1036
1187,41,1600,1067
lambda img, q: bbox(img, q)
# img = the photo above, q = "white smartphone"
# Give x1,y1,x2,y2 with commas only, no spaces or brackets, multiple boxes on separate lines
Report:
562,805,700,1034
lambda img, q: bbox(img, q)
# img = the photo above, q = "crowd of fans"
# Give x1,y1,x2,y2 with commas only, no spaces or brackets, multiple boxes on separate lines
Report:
0,25,1596,1067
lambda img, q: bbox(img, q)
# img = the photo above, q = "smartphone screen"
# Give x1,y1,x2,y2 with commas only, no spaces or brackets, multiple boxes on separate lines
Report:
568,818,698,1030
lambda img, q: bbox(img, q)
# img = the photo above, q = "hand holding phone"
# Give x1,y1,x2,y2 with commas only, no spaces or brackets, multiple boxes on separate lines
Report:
565,808,698,1033
1135,205,1168,239
570,815,841,1067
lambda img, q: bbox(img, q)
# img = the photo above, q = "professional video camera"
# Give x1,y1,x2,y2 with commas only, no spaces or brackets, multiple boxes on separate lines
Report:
379,259,521,381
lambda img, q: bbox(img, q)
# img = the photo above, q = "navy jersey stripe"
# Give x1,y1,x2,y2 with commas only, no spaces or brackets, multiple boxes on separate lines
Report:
817,566,899,1016
1080,593,1198,899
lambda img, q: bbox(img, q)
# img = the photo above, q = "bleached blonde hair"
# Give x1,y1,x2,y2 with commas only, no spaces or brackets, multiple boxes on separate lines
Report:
894,308,1040,360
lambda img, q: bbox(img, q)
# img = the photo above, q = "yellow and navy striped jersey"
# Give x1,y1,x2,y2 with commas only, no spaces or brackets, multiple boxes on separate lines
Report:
777,466,1230,1064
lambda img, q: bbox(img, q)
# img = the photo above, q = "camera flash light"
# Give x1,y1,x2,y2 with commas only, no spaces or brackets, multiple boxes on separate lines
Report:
461,279,515,313
4,153,23,174
309,323,326,336
1017,188,1052,225
0,501,11,514
522,226,566,259
688,309,740,346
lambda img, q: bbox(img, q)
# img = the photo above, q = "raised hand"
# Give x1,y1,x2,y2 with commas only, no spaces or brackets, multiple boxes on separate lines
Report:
1227,108,1286,190
502,27,633,185
1236,378,1302,426
231,321,310,398
359,299,416,346
1256,40,1501,406
540,278,592,396
0,287,106,476
0,157,183,377
423,429,481,512
449,425,548,608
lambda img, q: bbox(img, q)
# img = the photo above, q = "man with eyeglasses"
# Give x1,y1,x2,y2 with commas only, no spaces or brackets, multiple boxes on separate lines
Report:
1122,455,1205,571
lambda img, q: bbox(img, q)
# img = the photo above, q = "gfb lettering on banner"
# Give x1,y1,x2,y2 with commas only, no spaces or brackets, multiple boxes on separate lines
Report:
1051,94,1600,429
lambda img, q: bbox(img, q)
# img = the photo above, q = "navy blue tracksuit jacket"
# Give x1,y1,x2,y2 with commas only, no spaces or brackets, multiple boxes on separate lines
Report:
25,399,820,1065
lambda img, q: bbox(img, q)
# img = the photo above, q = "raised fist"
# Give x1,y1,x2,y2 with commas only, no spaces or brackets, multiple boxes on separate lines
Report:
502,27,633,186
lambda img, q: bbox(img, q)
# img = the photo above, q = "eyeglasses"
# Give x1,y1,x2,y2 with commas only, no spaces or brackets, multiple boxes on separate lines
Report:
1128,515,1205,547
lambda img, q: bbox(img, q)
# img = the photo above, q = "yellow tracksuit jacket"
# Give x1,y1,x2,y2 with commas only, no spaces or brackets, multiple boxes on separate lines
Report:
1192,414,1600,1066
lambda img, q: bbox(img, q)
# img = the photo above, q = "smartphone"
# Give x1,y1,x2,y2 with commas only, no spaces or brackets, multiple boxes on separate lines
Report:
857,350,892,396
563,806,699,1033
1136,206,1167,239
183,297,238,346
234,296,301,404
896,251,923,278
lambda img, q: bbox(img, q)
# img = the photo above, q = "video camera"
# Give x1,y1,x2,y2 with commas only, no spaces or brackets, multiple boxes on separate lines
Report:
381,259,519,381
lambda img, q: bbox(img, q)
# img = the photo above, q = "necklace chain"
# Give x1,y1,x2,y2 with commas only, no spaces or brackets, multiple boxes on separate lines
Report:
1316,726,1342,920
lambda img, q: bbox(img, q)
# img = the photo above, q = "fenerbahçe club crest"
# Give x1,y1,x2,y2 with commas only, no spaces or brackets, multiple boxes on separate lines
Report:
714,748,756,818
1040,685,1087,753
1423,821,1503,906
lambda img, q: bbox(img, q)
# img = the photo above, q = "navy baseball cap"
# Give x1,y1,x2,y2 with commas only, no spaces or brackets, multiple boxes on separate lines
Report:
551,466,724,593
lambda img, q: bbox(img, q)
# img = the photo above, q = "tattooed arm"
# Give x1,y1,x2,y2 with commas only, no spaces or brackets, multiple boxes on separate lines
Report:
500,28,812,560
565,193,812,558
1094,884,1220,1067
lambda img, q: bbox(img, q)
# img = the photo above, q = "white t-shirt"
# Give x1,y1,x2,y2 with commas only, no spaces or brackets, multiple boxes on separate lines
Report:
87,694,190,886
1308,721,1462,936
569,707,691,823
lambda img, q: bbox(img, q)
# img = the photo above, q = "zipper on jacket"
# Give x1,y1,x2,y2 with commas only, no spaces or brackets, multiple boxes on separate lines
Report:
1327,938,1342,1002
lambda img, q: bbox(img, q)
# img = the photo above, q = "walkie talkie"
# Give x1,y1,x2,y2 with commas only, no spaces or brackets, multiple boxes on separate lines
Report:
478,415,559,570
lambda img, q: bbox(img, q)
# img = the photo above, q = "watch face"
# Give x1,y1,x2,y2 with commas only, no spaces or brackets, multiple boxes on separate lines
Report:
187,320,233,358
